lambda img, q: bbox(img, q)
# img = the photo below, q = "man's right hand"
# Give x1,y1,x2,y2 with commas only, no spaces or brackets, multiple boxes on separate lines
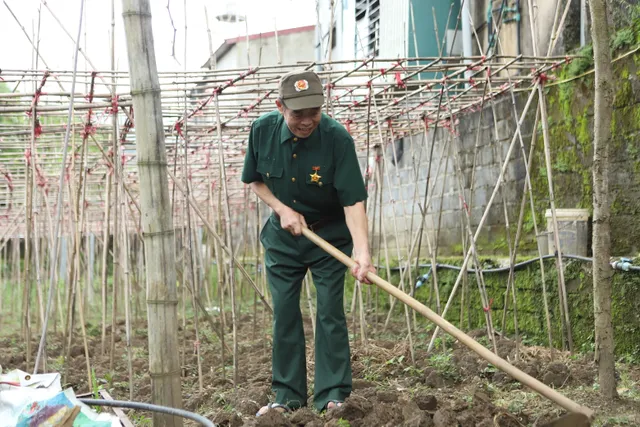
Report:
279,206,307,236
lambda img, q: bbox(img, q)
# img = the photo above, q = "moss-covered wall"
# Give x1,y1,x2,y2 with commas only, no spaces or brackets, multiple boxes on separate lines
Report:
379,256,640,359
534,36,640,255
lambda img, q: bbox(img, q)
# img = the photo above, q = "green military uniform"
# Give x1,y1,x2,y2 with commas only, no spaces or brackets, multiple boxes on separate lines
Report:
241,108,367,411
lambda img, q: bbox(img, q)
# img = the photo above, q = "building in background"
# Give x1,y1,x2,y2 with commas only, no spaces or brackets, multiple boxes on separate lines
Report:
316,0,587,66
202,25,316,70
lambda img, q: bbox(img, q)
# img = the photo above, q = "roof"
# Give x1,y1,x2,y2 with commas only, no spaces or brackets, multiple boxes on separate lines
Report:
201,25,315,69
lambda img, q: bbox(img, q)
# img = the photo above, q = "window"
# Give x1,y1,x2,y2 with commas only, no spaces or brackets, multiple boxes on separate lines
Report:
355,0,380,56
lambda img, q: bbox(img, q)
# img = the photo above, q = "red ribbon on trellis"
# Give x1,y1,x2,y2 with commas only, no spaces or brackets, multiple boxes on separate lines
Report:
344,119,353,134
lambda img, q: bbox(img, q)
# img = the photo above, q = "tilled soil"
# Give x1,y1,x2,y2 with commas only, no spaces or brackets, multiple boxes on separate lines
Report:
1,315,638,426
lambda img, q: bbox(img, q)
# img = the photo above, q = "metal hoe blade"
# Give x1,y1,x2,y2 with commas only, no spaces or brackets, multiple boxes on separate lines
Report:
540,413,591,427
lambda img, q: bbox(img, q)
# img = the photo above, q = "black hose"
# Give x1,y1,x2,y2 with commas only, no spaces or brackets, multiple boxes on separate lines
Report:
378,254,595,274
79,399,216,427
372,254,640,289
237,255,639,274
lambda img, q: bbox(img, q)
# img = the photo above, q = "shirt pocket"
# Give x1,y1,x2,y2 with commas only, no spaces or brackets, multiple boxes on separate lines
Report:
256,159,284,195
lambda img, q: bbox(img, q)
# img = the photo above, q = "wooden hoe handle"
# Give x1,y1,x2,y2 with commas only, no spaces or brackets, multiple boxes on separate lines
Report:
301,227,595,420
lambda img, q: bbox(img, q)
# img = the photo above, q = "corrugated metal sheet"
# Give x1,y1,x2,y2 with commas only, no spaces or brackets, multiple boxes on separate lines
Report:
379,0,409,58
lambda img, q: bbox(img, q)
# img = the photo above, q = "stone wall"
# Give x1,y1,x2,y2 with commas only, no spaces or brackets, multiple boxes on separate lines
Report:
368,92,537,257
368,51,640,257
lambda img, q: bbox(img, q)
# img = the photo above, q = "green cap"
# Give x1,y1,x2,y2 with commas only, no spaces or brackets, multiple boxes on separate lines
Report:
278,70,324,110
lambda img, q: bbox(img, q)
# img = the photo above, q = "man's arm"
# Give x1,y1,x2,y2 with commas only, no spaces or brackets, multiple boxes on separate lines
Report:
344,201,375,283
249,182,307,235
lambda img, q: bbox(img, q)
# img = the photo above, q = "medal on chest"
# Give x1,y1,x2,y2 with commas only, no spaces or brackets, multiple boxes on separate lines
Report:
310,166,322,186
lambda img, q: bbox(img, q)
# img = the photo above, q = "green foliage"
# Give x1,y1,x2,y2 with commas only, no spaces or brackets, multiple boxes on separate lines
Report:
565,45,594,78
428,350,458,380
336,419,351,427
612,28,636,52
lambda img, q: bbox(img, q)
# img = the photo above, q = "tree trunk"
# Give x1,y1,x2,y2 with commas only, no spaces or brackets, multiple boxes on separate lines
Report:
589,0,617,399
121,1,184,425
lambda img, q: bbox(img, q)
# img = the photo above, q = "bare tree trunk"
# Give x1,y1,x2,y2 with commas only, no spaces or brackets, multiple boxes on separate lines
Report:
121,1,183,424
589,0,617,400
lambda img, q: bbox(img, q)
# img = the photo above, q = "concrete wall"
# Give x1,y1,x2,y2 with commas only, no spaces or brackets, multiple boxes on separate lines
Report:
216,30,316,70
366,93,536,257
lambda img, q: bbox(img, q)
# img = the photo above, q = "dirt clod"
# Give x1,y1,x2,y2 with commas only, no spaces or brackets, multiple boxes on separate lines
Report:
289,407,321,426
361,402,404,426
375,390,398,403
413,394,437,411
492,371,514,385
352,379,376,389
212,410,243,427
432,409,456,427
401,400,433,427
325,395,372,422
542,362,570,388
495,339,516,359
250,408,293,427
70,345,84,358
424,370,445,388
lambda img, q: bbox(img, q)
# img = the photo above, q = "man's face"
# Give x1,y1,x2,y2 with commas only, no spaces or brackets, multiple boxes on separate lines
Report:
277,99,322,139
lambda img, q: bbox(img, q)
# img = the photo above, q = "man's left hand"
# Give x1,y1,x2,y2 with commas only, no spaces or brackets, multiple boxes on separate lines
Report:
351,252,376,284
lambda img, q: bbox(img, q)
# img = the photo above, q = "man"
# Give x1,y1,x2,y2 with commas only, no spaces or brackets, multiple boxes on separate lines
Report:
241,69,375,416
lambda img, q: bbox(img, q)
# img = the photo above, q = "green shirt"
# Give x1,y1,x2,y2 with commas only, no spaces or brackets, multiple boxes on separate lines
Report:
241,110,367,223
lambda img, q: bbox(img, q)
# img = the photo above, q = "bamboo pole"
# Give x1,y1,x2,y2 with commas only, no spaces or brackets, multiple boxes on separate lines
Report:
121,1,184,424
181,1,203,391
33,0,85,375
427,85,539,352
213,94,239,387
526,0,574,352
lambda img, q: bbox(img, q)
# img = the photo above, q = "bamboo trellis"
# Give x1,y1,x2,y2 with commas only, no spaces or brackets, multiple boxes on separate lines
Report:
0,55,570,238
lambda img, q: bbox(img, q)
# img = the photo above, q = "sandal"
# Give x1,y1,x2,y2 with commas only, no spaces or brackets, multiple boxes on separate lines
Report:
256,402,292,417
324,400,344,411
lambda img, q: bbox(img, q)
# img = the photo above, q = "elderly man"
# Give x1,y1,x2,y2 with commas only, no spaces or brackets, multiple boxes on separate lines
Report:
241,69,375,415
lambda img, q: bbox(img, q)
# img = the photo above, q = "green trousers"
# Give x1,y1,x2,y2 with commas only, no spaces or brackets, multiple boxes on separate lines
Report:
260,214,353,411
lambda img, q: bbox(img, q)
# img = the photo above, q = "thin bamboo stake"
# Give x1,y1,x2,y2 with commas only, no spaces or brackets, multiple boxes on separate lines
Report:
33,198,45,331
446,130,498,354
120,179,134,400
109,138,120,372
213,94,239,387
62,126,79,386
22,5,42,368
181,1,203,391
216,185,227,380
369,106,414,361
537,87,573,352
526,0,574,352
427,85,539,352
74,132,93,397
100,172,112,356
34,0,85,374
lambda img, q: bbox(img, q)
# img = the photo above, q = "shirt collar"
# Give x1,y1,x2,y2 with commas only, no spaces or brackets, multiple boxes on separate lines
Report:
280,119,295,144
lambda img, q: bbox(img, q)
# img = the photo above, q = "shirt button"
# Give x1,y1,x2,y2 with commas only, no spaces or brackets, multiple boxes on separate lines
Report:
292,153,297,159
266,172,270,178
293,200,297,203
291,177,296,182
293,137,298,142
319,182,323,187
